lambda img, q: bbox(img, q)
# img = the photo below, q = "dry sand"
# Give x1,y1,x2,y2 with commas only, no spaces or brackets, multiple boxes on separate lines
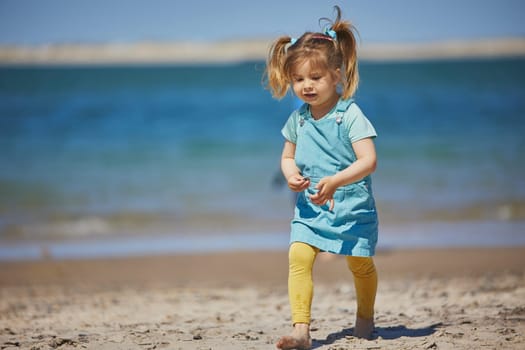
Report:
1,38,524,65
1,247,524,349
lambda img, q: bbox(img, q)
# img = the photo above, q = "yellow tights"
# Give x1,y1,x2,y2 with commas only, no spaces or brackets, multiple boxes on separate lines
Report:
288,242,377,324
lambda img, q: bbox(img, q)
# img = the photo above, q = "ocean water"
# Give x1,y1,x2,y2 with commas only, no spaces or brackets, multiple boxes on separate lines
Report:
1,59,524,259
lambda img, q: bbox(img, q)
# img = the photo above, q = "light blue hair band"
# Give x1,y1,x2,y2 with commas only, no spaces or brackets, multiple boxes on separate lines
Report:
324,29,337,40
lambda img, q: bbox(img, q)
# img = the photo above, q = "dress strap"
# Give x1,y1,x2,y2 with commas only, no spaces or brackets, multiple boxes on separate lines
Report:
298,103,309,117
336,98,354,113
298,103,309,127
335,98,354,125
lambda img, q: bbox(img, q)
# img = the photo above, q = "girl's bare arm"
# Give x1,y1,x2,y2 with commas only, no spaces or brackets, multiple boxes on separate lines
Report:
281,140,310,192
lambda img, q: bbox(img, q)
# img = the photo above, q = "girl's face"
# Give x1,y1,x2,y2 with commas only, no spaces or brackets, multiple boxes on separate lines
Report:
291,59,341,116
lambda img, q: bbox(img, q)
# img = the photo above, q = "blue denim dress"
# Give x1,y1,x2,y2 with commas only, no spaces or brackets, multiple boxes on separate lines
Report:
281,98,378,256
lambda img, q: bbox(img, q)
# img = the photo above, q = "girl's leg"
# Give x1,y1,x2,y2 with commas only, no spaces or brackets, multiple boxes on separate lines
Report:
289,242,319,324
346,256,377,339
276,242,319,350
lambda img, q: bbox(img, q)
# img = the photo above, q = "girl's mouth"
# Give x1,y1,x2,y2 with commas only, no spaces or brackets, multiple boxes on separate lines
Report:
303,93,317,99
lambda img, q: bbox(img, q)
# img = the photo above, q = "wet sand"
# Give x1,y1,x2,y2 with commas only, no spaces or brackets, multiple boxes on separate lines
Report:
1,247,524,349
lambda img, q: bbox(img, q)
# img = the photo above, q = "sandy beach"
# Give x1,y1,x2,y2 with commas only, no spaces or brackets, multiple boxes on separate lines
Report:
1,38,524,65
1,247,524,349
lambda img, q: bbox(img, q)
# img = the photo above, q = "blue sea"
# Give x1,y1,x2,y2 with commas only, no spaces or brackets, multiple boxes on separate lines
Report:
1,58,524,260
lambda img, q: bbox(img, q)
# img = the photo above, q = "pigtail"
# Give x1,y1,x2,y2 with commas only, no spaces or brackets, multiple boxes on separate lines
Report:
264,36,293,99
329,6,360,99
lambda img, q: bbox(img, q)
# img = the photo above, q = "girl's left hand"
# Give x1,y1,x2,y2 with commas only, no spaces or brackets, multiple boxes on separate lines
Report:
309,176,337,211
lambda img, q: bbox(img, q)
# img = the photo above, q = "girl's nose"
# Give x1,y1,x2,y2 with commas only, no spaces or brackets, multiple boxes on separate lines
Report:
304,80,313,90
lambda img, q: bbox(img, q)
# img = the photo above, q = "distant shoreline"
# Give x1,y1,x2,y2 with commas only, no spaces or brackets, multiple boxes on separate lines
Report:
0,37,524,65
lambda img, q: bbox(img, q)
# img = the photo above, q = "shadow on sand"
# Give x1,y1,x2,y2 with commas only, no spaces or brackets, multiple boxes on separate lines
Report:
312,323,442,348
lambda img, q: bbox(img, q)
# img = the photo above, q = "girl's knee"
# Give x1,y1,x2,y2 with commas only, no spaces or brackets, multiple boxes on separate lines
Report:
289,242,318,270
346,256,376,278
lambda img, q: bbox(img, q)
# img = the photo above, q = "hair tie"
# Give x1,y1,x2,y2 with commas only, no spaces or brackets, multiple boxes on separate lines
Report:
290,37,298,45
324,29,337,41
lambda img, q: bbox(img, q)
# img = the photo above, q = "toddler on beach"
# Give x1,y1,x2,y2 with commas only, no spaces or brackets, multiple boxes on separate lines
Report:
264,6,379,349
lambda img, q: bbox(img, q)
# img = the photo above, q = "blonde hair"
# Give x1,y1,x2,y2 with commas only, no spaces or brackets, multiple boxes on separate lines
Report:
264,6,359,100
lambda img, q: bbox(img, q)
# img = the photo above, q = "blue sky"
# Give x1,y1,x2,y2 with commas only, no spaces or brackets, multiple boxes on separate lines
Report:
0,0,523,45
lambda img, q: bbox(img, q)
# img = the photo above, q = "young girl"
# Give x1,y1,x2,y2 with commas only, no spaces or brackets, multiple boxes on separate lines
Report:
265,6,379,349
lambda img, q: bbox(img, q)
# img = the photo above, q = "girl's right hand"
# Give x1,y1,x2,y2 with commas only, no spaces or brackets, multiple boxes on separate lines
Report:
287,174,310,192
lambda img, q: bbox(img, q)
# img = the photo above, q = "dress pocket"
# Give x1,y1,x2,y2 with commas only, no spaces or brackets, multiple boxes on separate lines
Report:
337,182,376,223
